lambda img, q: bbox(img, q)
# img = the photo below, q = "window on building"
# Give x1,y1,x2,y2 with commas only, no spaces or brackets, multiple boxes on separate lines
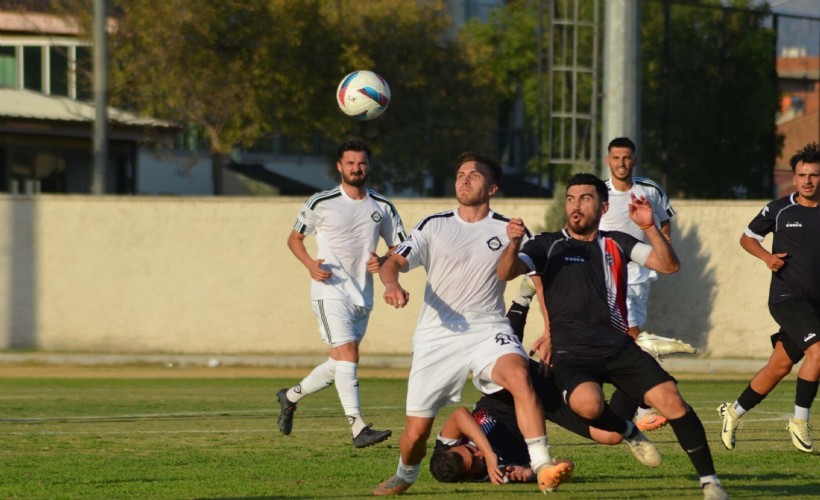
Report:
0,46,17,87
50,46,69,96
23,46,42,91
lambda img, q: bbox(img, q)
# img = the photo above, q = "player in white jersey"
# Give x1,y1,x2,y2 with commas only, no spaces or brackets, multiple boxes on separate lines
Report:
600,137,675,339
373,152,572,496
599,137,678,432
277,140,407,449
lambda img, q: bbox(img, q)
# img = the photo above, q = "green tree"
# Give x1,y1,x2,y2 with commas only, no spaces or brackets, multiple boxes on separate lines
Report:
322,0,503,195
641,0,780,198
104,0,342,194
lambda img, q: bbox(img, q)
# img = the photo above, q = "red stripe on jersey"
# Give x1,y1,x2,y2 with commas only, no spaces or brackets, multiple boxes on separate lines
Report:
604,237,628,332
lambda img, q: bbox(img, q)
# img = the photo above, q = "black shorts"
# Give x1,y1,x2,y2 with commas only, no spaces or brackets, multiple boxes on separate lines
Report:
769,298,820,364
552,342,675,406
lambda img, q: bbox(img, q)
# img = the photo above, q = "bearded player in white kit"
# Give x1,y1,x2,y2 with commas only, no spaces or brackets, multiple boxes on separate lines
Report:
277,140,406,448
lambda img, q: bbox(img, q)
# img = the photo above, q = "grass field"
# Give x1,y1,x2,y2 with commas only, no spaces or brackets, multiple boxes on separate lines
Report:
1,365,818,499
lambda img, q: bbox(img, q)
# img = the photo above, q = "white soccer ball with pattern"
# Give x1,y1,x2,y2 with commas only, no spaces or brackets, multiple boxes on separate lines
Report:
336,70,391,120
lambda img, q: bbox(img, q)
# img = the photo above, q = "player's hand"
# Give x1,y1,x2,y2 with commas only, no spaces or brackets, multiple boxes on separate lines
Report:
765,252,788,272
628,193,654,228
505,465,535,483
309,259,332,282
506,218,527,244
383,283,410,308
485,452,504,485
529,333,552,365
366,251,381,274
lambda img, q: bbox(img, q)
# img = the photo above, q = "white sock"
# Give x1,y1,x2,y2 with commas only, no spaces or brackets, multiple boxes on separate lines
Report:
525,437,551,471
397,458,420,483
288,358,337,403
732,401,748,418
794,405,810,421
334,361,364,435
699,475,720,487
636,407,652,419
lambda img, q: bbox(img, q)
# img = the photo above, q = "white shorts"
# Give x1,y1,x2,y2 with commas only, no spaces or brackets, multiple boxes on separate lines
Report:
311,299,370,347
626,281,652,328
405,324,528,418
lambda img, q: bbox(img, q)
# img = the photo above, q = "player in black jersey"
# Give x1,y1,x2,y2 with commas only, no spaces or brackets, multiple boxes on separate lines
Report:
718,142,820,454
497,173,727,500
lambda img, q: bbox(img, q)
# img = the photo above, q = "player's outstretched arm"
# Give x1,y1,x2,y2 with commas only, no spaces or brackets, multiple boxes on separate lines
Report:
287,230,332,282
379,253,410,308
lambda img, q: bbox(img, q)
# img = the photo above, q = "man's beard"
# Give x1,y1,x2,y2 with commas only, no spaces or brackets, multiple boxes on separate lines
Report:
567,213,600,236
344,172,368,187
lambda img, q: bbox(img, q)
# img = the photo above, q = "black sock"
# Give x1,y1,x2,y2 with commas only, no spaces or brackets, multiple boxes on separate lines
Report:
795,377,819,409
609,389,640,421
581,404,629,435
668,409,716,477
737,384,766,412
506,302,530,343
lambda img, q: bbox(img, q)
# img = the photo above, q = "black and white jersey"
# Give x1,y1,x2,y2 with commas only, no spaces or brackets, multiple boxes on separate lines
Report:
600,176,675,284
745,193,820,305
395,210,529,341
518,229,651,359
293,186,406,309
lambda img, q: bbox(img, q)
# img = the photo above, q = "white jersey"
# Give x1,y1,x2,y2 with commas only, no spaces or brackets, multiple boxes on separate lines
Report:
600,176,675,284
395,209,528,344
293,186,406,309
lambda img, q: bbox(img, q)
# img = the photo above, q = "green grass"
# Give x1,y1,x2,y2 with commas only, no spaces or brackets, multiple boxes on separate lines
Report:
1,375,818,499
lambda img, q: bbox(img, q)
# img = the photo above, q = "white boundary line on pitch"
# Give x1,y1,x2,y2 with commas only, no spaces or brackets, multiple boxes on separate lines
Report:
0,405,406,424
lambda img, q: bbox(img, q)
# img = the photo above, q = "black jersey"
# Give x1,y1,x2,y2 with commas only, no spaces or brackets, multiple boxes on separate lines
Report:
468,403,530,467
746,193,820,305
520,229,644,359
476,360,591,456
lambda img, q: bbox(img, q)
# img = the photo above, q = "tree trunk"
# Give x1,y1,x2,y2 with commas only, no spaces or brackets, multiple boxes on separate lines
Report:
211,151,229,195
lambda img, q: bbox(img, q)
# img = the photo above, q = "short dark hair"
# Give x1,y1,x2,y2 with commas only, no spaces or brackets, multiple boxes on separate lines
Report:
566,172,608,202
429,445,465,483
336,140,371,162
454,151,502,188
607,137,636,153
789,142,820,172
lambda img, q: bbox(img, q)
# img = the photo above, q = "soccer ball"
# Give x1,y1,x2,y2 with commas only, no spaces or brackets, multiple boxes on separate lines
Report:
336,70,391,120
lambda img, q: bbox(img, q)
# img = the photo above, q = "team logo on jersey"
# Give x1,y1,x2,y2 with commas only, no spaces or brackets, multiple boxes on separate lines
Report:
371,212,383,222
605,253,615,266
487,236,502,251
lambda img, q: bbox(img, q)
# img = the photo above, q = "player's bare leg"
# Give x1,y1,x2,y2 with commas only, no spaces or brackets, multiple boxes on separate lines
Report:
374,416,433,495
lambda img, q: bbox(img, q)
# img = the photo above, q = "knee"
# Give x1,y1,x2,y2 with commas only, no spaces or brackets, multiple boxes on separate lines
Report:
570,397,604,420
804,345,820,365
766,358,794,378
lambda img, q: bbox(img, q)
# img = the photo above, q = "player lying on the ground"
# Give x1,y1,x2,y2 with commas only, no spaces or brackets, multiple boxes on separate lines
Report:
429,359,660,486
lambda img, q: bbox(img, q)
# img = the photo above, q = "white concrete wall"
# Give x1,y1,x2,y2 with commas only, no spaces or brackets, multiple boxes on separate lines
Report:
0,195,776,358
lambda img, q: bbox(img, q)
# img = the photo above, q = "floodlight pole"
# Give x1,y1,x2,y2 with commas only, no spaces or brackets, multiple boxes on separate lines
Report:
92,0,108,194
602,0,641,176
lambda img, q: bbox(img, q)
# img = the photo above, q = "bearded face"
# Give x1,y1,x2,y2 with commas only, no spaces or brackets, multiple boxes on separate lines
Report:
337,150,369,188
